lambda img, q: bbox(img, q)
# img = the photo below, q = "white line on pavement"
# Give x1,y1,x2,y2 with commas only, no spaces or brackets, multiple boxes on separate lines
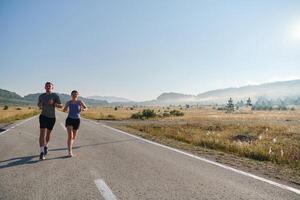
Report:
94,179,117,200
81,117,100,124
101,124,300,196
82,118,99,125
0,115,38,136
60,123,67,131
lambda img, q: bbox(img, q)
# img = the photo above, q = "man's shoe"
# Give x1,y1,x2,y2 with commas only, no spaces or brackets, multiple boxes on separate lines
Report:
39,153,45,160
44,146,48,155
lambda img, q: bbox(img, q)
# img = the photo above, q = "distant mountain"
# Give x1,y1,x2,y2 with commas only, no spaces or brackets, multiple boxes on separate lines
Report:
87,96,132,103
150,79,300,105
0,89,32,105
156,92,196,102
0,89,109,106
1,79,300,106
0,89,22,99
24,93,108,106
196,79,300,104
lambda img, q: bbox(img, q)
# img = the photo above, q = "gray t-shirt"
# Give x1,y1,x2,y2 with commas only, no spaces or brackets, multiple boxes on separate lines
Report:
38,93,61,118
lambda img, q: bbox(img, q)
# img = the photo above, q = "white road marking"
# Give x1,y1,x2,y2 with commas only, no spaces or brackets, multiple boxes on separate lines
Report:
101,124,300,196
81,117,99,124
87,119,99,124
60,123,67,131
0,115,38,136
94,179,117,200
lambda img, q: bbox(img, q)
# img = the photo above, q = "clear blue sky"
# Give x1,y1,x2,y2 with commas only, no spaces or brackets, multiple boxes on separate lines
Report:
1,0,300,101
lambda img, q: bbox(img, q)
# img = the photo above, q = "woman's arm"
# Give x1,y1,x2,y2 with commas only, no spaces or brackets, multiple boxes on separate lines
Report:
63,101,69,112
80,100,88,111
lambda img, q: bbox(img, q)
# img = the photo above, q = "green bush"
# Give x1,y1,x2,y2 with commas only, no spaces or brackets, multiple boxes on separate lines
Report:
3,105,8,110
142,109,156,118
163,112,171,117
131,109,157,119
107,114,116,120
170,110,184,116
131,112,143,119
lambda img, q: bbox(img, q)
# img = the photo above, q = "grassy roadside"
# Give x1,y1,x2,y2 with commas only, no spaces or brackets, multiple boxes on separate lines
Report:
110,123,300,187
0,106,40,124
82,106,300,186
124,122,300,167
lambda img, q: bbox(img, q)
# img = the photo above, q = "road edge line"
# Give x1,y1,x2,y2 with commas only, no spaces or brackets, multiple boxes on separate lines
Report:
0,115,38,136
101,124,300,196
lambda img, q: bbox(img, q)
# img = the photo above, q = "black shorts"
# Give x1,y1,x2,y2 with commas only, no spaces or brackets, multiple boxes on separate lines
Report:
39,115,56,130
65,117,80,130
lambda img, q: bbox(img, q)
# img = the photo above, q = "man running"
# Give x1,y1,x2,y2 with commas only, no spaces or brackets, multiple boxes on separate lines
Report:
38,82,63,160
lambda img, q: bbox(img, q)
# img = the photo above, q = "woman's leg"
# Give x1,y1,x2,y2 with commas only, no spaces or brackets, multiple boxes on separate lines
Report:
72,130,77,140
70,119,79,153
69,129,77,156
67,126,73,156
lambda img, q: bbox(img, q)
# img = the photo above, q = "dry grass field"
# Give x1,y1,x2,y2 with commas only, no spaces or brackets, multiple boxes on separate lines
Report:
81,106,159,120
0,106,40,123
83,106,300,170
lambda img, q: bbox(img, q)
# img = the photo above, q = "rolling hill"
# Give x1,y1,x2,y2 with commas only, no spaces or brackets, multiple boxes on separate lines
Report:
0,89,108,106
147,79,300,105
87,96,132,103
1,79,300,106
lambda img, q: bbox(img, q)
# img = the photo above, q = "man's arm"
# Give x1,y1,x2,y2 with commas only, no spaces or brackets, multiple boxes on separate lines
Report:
37,95,42,109
54,103,63,109
53,94,63,108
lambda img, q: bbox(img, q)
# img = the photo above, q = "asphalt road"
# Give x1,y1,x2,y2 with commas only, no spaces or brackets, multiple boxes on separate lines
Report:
0,111,299,200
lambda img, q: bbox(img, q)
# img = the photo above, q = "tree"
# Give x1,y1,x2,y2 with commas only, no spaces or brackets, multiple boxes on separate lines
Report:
226,97,234,112
246,97,252,106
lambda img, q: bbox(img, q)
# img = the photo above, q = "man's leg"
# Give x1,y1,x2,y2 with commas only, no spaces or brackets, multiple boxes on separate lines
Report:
39,128,46,147
44,129,52,155
45,129,52,145
39,128,46,160
44,117,55,155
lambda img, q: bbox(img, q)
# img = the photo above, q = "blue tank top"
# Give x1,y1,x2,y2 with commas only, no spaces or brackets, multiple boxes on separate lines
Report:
68,100,81,119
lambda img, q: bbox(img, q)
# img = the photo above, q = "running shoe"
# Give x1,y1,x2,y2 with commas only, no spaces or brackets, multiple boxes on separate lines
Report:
39,152,45,160
44,146,48,155
68,152,73,158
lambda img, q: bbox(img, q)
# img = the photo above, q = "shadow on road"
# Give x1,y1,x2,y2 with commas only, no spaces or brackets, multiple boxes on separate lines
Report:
0,139,137,169
0,122,13,132
0,155,39,169
49,138,137,152
0,155,72,169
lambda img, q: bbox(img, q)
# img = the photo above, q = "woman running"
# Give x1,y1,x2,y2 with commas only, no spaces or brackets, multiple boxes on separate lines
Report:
63,90,87,157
